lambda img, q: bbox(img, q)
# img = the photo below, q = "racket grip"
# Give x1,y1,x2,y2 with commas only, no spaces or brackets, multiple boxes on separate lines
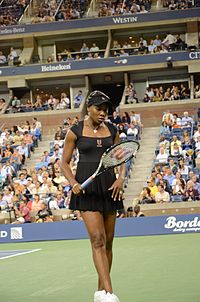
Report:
81,176,94,189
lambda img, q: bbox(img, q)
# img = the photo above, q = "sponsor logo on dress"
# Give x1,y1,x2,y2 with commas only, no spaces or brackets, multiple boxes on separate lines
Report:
97,139,102,147
164,216,200,233
112,16,138,24
41,63,71,72
10,227,23,240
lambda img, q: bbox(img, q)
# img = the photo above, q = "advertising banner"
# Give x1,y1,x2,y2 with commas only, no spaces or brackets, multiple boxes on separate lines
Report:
0,214,199,243
0,52,196,78
0,9,200,37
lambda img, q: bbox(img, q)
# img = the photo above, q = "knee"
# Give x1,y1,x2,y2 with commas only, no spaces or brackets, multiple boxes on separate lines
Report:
91,233,105,250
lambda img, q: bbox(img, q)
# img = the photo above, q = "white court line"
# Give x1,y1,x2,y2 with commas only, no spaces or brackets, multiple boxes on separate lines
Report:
0,249,41,260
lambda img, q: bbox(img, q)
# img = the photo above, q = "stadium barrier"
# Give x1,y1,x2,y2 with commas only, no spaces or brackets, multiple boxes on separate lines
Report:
0,214,200,243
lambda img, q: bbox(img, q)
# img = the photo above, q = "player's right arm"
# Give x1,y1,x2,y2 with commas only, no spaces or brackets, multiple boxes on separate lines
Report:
61,130,82,195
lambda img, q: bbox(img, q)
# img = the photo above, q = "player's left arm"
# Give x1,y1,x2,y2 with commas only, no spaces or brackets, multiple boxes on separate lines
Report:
108,132,126,201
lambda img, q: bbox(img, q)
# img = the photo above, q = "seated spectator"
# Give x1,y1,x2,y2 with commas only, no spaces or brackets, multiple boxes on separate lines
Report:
7,47,18,65
34,95,43,108
159,45,168,53
59,92,70,109
48,192,65,209
125,83,138,104
156,147,169,163
194,85,200,99
11,96,21,109
140,5,148,13
160,121,170,136
162,32,177,50
118,125,127,139
25,99,33,109
155,184,170,203
80,43,89,53
138,42,147,54
159,136,170,151
153,88,163,102
139,37,147,47
121,112,131,124
143,93,151,103
13,197,31,223
90,43,99,52
0,98,6,111
127,122,138,138
170,135,182,149
163,167,176,187
180,84,190,99
153,35,162,47
171,142,183,158
0,51,7,65
148,40,156,53
139,187,154,204
193,124,200,142
2,186,14,208
53,171,66,186
181,111,193,126
112,40,121,49
119,49,129,57
47,56,54,63
122,41,132,49
185,180,199,201
133,205,145,217
156,173,172,194
31,194,43,212
191,175,200,196
147,177,158,197
110,111,121,125
172,178,186,196
168,0,177,9
36,200,53,223
163,88,172,101
85,53,93,60
178,159,189,177
74,90,83,108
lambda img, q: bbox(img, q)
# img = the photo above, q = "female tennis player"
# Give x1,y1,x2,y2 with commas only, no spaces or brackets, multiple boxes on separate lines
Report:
61,91,124,302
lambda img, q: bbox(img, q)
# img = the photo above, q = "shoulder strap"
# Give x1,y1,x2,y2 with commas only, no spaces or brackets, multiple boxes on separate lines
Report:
70,120,84,139
106,122,118,142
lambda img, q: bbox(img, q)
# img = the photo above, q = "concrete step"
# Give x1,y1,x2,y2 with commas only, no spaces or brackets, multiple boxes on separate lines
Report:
24,133,55,169
123,126,160,209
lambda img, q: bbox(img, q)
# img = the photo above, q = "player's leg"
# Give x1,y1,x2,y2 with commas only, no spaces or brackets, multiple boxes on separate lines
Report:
81,211,113,293
98,212,116,290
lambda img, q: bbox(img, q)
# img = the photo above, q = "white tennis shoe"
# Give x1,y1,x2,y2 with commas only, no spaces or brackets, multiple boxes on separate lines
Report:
94,290,107,302
105,292,120,302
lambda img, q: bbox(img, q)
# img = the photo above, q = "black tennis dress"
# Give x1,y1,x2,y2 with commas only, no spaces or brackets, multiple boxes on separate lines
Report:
69,121,124,212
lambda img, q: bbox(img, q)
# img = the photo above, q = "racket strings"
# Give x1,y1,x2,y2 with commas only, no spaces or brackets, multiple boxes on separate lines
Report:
102,141,139,168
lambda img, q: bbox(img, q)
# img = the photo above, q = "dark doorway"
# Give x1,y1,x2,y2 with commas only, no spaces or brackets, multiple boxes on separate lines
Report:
91,83,124,110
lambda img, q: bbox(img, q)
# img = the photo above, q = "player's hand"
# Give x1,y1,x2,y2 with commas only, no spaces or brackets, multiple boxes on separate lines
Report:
72,183,83,195
108,177,124,201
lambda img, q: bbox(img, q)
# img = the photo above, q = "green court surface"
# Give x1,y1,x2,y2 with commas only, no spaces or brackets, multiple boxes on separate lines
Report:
0,233,200,302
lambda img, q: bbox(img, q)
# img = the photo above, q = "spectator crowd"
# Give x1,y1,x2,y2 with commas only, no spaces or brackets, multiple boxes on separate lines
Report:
0,110,142,224
139,110,200,204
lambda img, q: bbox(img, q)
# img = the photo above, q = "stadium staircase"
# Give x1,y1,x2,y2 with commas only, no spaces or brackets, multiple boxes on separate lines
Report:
123,127,160,209
25,133,55,170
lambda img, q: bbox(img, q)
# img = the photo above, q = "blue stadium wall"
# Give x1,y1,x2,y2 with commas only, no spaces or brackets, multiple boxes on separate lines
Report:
0,214,200,243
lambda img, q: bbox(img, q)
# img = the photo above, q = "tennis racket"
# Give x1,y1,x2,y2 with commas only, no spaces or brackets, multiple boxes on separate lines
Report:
81,140,140,189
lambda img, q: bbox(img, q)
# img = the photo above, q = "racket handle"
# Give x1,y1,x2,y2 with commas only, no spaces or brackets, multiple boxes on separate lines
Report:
81,176,94,189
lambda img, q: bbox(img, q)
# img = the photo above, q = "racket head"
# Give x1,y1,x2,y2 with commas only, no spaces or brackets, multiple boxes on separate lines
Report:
100,139,140,171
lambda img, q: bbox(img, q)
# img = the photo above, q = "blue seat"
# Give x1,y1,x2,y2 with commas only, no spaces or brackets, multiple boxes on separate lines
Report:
171,195,183,202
